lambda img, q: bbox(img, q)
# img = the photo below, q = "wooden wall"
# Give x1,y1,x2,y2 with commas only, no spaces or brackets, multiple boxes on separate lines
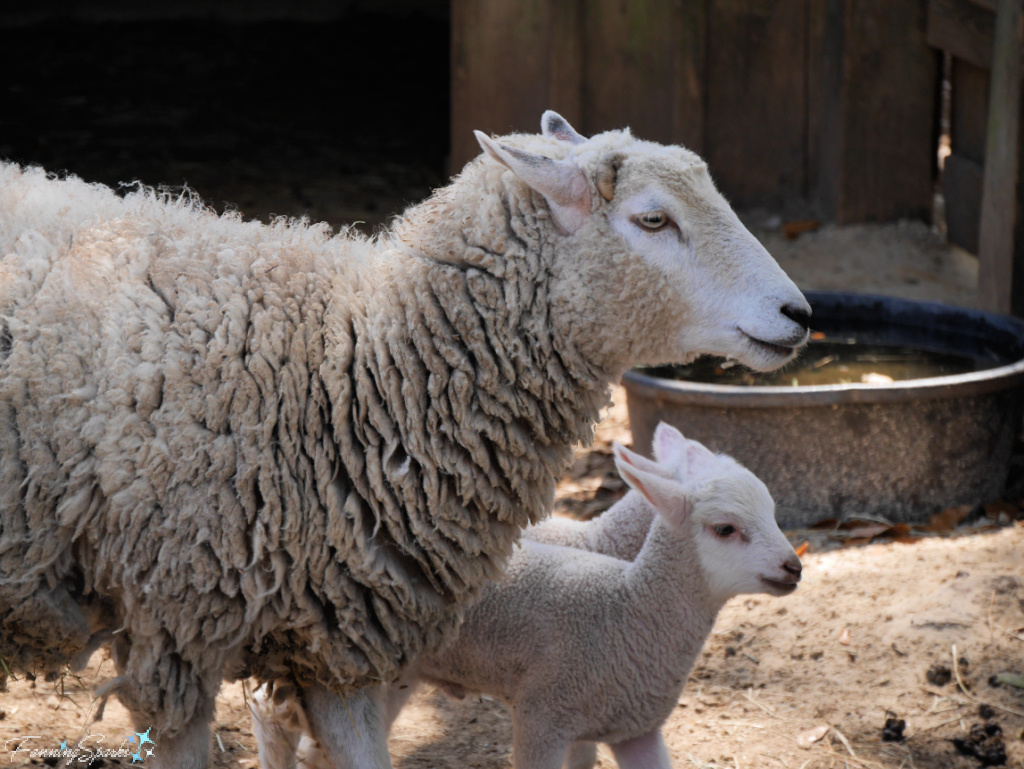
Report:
928,0,1024,316
451,0,939,224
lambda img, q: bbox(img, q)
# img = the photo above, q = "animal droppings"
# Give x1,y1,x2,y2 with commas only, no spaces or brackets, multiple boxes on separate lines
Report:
951,721,1007,766
927,663,952,686
882,712,906,742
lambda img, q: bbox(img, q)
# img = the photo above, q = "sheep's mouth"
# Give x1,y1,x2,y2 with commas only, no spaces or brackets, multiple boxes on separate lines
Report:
743,333,799,359
760,577,799,594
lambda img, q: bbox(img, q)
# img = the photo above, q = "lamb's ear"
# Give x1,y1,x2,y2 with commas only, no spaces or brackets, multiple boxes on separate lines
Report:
652,423,688,465
541,111,587,145
474,130,591,233
611,441,675,480
614,442,692,523
653,423,717,477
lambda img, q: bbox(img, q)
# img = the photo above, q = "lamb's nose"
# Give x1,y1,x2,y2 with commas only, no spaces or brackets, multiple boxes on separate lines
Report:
781,304,811,331
783,557,802,581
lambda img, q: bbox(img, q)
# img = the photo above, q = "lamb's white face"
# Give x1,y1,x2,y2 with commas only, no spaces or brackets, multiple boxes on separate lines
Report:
613,423,802,603
687,471,802,600
607,171,811,372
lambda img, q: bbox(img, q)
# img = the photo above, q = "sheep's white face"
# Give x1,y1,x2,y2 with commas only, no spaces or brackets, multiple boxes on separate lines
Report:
614,423,801,603
606,170,811,372
473,112,811,374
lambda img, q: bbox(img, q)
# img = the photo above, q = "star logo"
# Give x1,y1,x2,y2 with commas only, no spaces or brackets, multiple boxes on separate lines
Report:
136,728,155,748
130,727,156,762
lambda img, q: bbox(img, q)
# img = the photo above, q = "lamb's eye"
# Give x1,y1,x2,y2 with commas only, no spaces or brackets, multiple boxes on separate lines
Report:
635,211,669,231
712,524,737,538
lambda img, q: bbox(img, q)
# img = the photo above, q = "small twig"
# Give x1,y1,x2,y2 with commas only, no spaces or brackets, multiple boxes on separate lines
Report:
813,746,884,769
743,687,777,716
215,731,225,752
915,715,969,734
987,589,997,643
831,726,858,759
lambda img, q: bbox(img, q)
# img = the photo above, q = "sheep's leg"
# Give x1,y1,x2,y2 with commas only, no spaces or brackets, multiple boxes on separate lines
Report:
608,730,671,769
564,741,598,769
511,721,568,769
301,683,393,769
142,698,215,769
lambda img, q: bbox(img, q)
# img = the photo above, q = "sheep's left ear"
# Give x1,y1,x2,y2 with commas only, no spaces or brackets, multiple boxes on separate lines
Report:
541,111,587,145
614,442,692,525
474,130,591,234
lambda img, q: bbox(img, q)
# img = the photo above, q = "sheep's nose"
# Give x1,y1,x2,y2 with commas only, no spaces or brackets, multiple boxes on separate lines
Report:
783,556,802,581
781,303,811,331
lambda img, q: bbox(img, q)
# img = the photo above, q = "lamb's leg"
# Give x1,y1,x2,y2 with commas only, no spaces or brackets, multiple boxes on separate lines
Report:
608,730,671,769
301,683,393,769
250,682,304,769
564,741,598,769
383,670,421,731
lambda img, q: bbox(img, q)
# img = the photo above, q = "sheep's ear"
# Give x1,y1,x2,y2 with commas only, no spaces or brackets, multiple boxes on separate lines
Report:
474,130,591,234
541,111,587,145
614,442,692,524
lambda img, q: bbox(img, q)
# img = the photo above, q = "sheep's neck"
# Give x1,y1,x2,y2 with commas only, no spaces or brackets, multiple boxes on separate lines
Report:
330,212,610,603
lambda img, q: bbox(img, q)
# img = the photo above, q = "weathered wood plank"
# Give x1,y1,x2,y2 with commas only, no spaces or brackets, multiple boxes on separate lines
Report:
449,0,584,171
977,0,1023,314
951,57,992,163
834,0,940,223
582,0,681,144
944,153,985,251
808,0,845,221
944,57,989,252
928,0,999,67
705,0,809,209
670,0,709,152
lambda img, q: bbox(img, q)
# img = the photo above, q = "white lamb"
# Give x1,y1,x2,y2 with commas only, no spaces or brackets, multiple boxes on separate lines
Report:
253,423,802,769
0,110,809,767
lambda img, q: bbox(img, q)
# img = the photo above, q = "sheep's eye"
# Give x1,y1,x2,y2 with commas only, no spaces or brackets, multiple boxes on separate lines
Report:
712,524,737,538
635,211,669,231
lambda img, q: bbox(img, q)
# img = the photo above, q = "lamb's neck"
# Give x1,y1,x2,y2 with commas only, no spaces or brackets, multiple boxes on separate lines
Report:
626,519,723,648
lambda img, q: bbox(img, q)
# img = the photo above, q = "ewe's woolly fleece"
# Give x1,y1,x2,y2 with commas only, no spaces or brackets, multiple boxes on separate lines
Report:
0,130,638,732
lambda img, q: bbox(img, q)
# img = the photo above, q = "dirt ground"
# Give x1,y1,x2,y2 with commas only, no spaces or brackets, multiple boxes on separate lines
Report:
5,469,1023,769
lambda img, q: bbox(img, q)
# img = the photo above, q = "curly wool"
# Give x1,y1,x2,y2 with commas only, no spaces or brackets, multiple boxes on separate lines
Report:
0,149,609,734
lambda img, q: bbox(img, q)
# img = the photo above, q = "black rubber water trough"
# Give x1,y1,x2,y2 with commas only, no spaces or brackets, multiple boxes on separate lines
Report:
623,291,1024,527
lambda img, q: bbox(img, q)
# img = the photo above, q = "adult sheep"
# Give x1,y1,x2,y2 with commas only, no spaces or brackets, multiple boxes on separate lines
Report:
0,112,809,767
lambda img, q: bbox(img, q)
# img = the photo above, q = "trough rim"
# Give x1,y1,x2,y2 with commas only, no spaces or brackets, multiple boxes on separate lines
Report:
624,291,1024,409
